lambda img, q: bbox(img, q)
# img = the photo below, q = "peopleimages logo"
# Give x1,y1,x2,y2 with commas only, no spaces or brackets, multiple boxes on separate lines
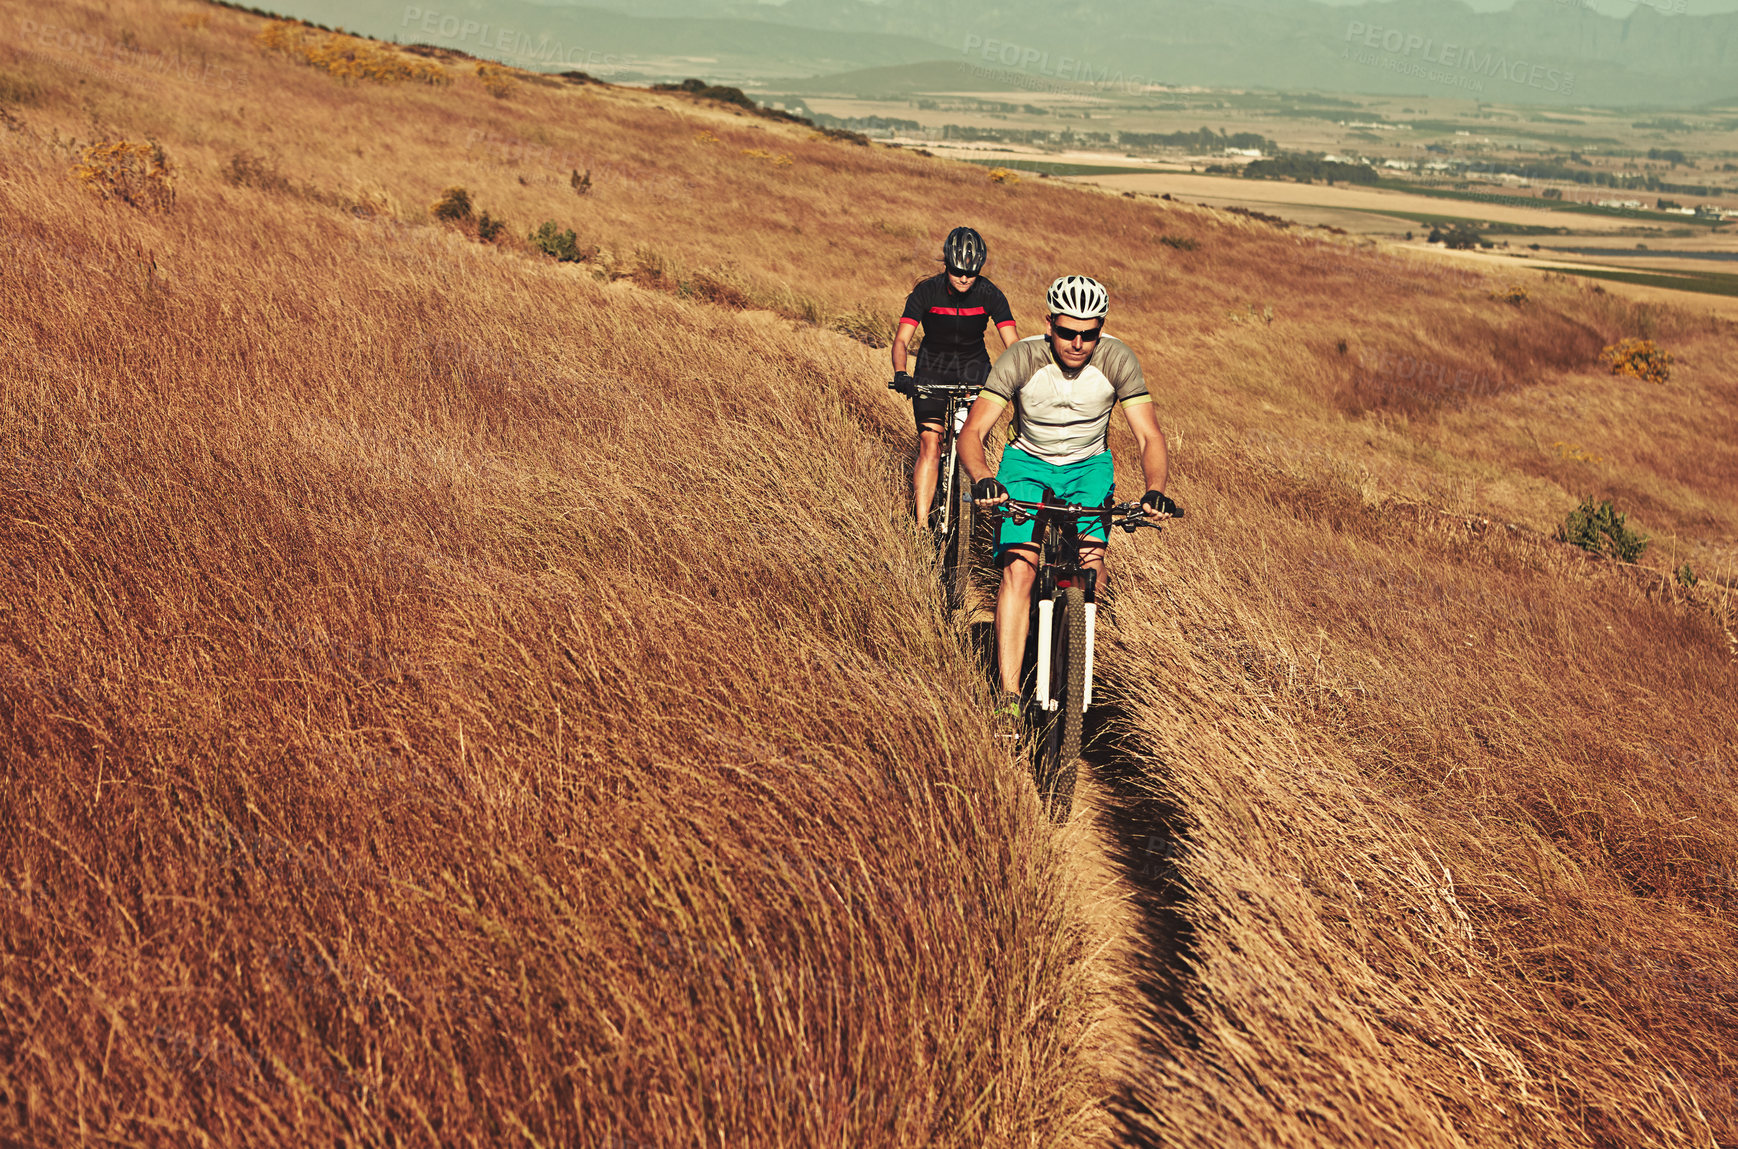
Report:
1344,21,1575,97
960,33,1150,93
1359,349,1504,401
402,6,623,72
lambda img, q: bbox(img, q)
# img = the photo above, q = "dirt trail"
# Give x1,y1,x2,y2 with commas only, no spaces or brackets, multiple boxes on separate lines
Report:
1052,767,1153,1144
963,585,1180,1143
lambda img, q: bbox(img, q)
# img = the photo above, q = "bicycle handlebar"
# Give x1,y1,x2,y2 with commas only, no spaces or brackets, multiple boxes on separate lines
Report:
984,497,1183,532
887,379,982,399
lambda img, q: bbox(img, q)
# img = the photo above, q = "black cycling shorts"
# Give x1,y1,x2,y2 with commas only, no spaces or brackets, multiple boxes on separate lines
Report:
912,355,991,431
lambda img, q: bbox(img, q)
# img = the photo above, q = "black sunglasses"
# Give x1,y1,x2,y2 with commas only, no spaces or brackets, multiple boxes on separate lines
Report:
1051,322,1102,343
946,267,979,278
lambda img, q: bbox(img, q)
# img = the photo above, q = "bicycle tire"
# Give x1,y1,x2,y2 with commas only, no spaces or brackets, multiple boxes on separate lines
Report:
943,450,974,611
1033,585,1087,822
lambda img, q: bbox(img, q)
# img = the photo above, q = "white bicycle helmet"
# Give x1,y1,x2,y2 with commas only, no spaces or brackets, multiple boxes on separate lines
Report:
1046,275,1109,320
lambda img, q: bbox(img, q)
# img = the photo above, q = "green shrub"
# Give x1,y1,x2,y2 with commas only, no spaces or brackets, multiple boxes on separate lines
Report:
1243,153,1378,185
529,220,588,262
1428,222,1484,250
430,186,472,223
433,188,508,243
817,126,870,146
1160,234,1198,251
1677,563,1698,588
653,77,758,110
1557,497,1649,563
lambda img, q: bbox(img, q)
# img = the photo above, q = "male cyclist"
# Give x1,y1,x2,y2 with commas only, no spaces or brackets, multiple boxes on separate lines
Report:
957,275,1178,718
891,226,1019,524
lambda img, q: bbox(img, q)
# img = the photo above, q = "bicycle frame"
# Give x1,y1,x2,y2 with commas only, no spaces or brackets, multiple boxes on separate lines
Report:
985,489,1174,822
996,492,1159,714
1029,495,1099,714
908,380,980,541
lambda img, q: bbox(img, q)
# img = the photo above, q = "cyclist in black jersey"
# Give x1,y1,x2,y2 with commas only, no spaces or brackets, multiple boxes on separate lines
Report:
891,226,1020,524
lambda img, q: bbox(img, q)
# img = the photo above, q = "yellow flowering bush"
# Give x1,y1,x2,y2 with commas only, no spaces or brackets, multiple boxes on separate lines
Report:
256,22,447,85
1600,337,1673,384
72,140,175,211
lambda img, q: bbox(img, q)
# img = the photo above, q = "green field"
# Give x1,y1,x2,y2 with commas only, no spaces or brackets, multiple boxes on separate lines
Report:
1543,263,1738,298
1373,180,1729,227
1388,211,1570,236
957,157,1158,178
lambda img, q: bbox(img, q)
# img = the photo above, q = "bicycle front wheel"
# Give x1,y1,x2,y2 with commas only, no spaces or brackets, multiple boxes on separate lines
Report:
942,450,975,611
1033,584,1087,822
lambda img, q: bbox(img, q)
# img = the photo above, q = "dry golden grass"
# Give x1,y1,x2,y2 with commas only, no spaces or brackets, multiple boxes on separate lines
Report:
3,0,1737,1144
1095,463,1738,1144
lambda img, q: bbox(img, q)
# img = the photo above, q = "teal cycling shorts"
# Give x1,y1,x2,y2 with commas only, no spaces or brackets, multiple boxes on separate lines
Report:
994,447,1115,558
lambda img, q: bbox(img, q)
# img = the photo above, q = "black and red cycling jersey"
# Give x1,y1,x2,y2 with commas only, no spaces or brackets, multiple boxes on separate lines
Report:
898,273,1016,382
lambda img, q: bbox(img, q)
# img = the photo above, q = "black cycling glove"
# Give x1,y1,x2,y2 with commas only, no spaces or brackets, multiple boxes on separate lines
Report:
973,477,1009,503
1141,490,1181,517
890,371,913,395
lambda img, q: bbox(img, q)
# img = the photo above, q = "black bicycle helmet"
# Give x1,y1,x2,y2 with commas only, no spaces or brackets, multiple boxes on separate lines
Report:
943,226,987,274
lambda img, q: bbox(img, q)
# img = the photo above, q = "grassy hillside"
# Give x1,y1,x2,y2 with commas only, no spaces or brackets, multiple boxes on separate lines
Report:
2,1,1736,1146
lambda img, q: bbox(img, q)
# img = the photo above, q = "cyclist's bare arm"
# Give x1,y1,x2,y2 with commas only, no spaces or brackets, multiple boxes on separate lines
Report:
958,392,1007,490
995,323,1019,350
1122,400,1172,513
891,320,917,374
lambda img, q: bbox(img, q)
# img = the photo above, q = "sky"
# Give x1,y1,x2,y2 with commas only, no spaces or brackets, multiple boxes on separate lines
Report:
1306,0,1738,11
272,0,1738,99
512,0,1738,14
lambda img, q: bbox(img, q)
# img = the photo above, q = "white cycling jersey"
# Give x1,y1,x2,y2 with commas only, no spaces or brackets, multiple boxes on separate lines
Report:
978,334,1151,465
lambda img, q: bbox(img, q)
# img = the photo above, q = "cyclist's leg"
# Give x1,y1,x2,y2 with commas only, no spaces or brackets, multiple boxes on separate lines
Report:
1079,544,1106,596
1063,453,1115,593
991,446,1051,695
913,423,944,523
910,385,947,523
995,545,1038,695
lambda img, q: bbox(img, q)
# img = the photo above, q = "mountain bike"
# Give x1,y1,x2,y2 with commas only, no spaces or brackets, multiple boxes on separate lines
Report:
889,378,983,610
987,491,1180,822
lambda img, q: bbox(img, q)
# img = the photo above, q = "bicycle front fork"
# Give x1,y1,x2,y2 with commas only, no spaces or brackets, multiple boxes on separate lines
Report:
936,433,958,538
1034,597,1056,710
1033,571,1098,713
935,403,972,538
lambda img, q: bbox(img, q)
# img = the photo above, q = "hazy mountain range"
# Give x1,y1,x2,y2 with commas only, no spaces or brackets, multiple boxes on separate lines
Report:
287,0,1738,105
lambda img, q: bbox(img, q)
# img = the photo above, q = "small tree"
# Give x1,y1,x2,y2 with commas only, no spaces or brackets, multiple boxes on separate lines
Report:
1557,497,1649,563
430,186,473,223
1426,221,1485,250
529,220,588,262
